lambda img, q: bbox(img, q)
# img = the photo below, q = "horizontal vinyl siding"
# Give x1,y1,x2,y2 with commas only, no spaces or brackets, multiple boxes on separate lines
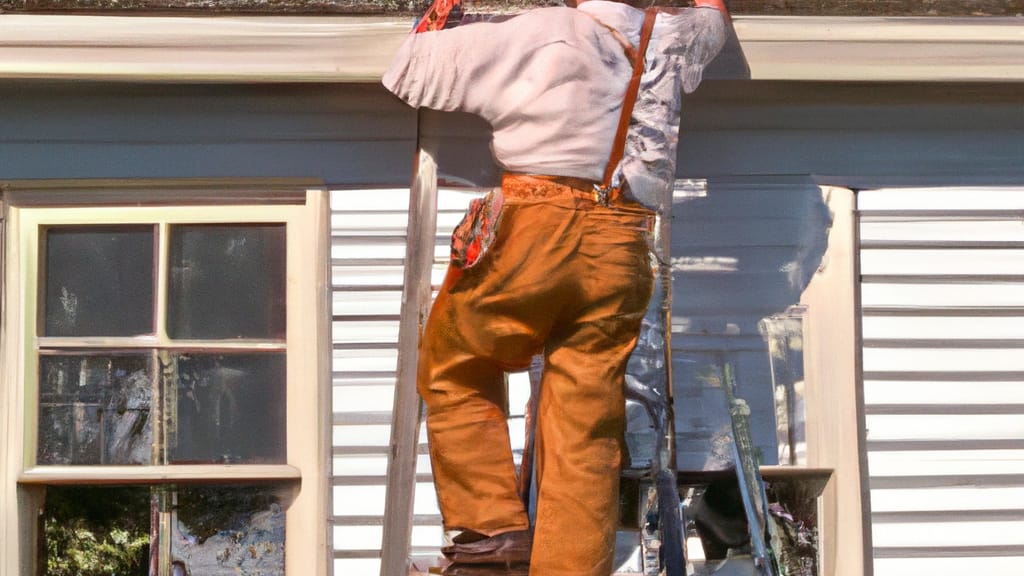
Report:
858,187,1024,576
330,186,487,575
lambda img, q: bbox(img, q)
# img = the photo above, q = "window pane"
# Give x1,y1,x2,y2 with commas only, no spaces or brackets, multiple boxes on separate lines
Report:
173,485,286,575
42,486,152,576
168,224,286,340
43,226,154,337
38,354,153,465
165,353,286,464
40,485,286,576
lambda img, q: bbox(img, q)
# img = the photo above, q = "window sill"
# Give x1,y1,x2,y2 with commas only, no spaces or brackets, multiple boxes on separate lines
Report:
19,464,302,485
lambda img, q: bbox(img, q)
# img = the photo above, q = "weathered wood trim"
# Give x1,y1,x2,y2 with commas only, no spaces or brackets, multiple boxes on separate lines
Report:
733,16,1024,81
380,115,439,576
18,464,304,484
2,14,1024,82
309,188,335,576
0,15,412,82
799,187,871,576
1,178,319,205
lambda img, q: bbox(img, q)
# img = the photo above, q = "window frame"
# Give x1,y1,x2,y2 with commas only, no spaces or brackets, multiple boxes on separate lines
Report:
0,186,331,575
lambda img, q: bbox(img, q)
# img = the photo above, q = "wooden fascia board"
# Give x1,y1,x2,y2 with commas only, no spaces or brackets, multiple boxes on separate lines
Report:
1,14,1023,83
0,15,411,83
734,16,1024,82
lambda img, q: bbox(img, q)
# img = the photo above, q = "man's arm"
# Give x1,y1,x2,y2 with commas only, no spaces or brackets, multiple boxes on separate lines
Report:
382,20,511,114
653,5,728,94
693,0,731,22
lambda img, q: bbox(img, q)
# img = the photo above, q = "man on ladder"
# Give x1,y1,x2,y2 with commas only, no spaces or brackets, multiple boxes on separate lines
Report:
383,1,730,573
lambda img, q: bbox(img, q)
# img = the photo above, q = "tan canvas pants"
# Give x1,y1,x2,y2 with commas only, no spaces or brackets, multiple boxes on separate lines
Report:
418,174,655,575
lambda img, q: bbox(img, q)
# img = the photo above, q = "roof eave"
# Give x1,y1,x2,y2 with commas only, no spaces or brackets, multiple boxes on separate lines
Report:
1,14,1022,83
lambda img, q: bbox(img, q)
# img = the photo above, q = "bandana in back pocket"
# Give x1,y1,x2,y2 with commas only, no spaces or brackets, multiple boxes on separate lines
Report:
450,190,504,270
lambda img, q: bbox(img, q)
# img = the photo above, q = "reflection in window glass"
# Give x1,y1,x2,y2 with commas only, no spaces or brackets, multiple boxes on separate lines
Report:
41,485,286,576
165,353,287,464
173,485,286,575
37,355,153,465
168,224,286,340
43,226,155,337
42,485,151,576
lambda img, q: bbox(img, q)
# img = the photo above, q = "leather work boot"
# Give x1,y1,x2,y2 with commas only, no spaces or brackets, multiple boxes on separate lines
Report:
441,529,532,566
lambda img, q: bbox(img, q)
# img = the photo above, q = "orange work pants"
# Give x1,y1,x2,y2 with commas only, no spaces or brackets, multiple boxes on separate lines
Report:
418,175,655,575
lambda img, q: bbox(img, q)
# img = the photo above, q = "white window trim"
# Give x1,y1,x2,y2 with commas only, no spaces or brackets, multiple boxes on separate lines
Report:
0,186,331,575
798,186,871,576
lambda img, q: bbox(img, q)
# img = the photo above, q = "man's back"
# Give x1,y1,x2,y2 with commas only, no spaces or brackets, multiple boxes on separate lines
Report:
384,4,636,180
384,2,726,198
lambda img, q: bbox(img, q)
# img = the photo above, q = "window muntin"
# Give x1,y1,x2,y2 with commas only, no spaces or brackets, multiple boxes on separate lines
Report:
36,222,287,468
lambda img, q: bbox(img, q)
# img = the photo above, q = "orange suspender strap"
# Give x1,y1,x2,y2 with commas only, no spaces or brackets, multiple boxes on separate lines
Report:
598,7,658,200
414,0,461,33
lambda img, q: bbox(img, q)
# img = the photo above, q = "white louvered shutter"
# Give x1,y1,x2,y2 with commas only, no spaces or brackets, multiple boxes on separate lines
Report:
330,187,488,575
858,187,1024,576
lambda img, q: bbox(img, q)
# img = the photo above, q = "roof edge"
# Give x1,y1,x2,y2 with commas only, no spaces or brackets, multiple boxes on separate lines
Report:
1,14,1022,83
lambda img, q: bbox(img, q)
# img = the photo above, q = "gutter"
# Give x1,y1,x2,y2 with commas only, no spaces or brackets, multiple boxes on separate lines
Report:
1,14,1022,83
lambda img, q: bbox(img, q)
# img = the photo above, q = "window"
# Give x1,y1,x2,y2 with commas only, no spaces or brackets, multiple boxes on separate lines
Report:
1,189,329,575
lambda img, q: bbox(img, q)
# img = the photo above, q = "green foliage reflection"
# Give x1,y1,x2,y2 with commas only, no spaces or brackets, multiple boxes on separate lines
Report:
43,486,150,576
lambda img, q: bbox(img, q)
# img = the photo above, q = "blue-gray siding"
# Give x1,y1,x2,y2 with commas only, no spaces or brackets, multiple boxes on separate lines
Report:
4,78,1024,576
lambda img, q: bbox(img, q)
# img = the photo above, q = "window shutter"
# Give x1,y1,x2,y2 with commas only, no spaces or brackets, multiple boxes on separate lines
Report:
859,187,1024,576
330,187,480,574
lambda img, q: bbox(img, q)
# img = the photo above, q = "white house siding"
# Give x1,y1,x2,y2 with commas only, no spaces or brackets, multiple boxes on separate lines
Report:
859,187,1024,576
330,186,489,575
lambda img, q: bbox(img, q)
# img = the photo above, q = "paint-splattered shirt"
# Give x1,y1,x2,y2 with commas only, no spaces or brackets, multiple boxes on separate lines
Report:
383,1,727,211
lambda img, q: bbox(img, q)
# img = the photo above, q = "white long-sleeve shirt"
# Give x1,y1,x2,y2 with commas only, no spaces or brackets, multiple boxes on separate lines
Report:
383,1,726,210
